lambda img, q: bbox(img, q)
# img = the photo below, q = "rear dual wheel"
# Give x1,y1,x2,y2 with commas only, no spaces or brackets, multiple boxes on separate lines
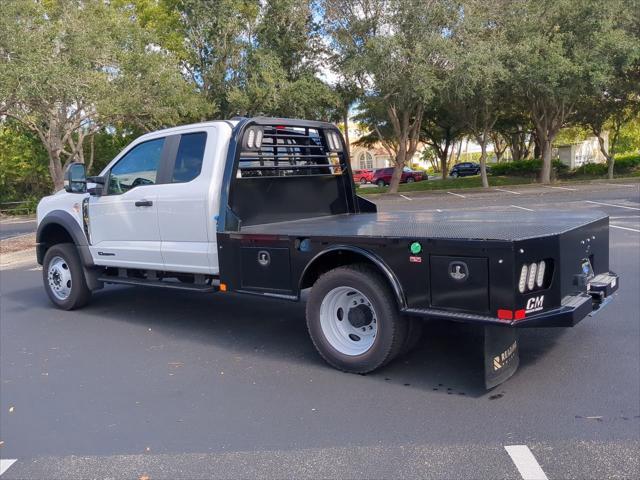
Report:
306,264,409,373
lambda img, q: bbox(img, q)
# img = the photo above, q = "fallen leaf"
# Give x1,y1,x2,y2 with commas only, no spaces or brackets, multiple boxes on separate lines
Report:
145,447,151,452
8,406,14,413
139,475,151,480
0,440,5,447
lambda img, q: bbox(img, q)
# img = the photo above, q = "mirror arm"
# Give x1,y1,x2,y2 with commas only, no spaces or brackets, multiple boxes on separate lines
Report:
87,175,106,185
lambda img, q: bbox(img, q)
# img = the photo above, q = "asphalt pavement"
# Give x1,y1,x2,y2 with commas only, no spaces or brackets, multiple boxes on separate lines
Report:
0,218,37,240
1,181,639,479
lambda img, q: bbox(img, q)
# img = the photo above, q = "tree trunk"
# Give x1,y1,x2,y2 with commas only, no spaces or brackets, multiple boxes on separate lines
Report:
439,137,452,180
342,108,351,163
477,135,489,188
539,135,552,184
389,149,406,193
594,131,613,180
48,148,64,192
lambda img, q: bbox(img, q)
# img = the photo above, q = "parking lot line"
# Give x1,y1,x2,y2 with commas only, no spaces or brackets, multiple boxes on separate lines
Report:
504,446,548,480
510,205,534,212
603,183,638,188
495,188,522,195
541,185,577,191
610,225,640,233
585,200,640,211
447,191,466,198
0,459,17,477
399,194,413,201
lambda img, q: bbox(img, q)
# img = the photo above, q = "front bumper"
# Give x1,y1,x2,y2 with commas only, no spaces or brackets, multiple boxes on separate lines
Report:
405,271,619,328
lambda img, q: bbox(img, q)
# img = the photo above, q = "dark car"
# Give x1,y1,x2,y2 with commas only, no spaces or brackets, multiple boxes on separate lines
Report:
449,162,481,177
371,167,426,187
352,169,374,184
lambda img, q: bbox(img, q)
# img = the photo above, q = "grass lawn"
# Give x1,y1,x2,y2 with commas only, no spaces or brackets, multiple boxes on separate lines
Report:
359,175,534,195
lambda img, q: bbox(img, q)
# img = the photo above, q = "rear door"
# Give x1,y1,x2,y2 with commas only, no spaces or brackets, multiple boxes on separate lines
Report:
88,137,166,269
156,128,220,274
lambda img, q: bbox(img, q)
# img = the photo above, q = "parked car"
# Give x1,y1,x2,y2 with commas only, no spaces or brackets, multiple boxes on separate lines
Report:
371,167,426,187
352,169,374,184
449,162,481,177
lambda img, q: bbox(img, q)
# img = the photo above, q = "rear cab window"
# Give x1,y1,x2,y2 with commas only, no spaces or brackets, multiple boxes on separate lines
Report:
172,132,207,183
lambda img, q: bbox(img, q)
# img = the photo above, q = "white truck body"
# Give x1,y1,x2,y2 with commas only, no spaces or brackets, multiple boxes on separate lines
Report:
38,121,237,274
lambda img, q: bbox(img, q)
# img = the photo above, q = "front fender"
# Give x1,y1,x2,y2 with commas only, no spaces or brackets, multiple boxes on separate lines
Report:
36,210,93,266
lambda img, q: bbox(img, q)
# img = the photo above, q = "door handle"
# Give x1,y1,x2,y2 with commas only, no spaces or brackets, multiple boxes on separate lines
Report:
135,200,153,207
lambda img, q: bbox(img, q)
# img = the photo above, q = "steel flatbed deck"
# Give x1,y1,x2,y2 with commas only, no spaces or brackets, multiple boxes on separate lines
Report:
240,210,608,242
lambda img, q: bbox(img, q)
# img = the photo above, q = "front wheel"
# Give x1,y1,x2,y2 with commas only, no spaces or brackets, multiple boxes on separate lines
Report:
376,179,386,188
306,264,407,373
42,243,92,310
359,177,367,184
406,176,415,183
450,171,458,178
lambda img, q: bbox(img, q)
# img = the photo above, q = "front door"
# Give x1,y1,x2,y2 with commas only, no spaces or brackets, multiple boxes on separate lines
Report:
88,137,166,269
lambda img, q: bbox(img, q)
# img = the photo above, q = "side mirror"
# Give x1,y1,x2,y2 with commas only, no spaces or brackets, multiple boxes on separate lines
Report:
64,162,87,193
87,175,106,196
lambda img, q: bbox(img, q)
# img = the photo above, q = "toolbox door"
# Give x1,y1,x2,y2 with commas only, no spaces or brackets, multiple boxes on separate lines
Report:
240,247,293,293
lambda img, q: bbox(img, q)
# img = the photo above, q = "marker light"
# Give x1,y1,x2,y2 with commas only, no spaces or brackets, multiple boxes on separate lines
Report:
247,129,255,149
527,262,537,291
536,260,546,287
518,265,528,293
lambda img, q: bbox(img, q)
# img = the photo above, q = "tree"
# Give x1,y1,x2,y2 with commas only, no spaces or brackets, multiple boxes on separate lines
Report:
503,0,632,183
324,0,457,193
420,98,467,179
0,0,206,192
574,1,640,178
452,0,511,187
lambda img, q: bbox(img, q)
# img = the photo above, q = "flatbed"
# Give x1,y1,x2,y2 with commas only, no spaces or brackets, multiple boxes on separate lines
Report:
37,116,619,388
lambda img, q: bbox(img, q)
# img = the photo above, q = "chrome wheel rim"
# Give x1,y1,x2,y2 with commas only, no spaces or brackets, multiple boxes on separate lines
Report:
47,256,72,300
319,287,377,356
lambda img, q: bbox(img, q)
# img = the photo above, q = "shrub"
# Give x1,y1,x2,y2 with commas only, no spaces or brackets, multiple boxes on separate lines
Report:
489,159,567,178
614,153,640,173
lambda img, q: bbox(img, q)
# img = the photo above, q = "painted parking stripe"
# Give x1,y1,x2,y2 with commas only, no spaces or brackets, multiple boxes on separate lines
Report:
399,194,413,201
610,225,640,233
505,446,548,480
541,185,577,191
495,188,522,195
585,200,640,211
603,183,638,188
447,191,466,198
510,205,534,212
0,459,17,476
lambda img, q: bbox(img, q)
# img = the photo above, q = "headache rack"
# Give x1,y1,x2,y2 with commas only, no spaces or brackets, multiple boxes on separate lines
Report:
237,125,344,178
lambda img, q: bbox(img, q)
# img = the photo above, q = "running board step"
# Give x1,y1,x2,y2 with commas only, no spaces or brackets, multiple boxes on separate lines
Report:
98,276,218,292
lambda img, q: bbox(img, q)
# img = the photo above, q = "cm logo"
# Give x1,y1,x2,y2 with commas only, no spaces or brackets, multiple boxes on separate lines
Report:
526,295,544,313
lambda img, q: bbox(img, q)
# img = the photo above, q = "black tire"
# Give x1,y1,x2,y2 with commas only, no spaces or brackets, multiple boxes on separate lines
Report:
359,177,367,184
399,317,424,356
451,171,458,178
377,180,386,188
42,243,92,310
306,264,408,374
406,176,415,184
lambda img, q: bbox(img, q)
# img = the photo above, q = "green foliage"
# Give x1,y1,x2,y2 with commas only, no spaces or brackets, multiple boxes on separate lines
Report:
489,159,568,178
0,123,51,201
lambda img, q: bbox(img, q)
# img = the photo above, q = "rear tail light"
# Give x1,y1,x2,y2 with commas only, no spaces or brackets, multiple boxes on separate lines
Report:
536,260,546,287
518,265,528,293
519,259,550,292
527,263,537,290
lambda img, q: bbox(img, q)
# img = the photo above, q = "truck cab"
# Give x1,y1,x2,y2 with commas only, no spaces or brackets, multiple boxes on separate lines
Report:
36,117,619,387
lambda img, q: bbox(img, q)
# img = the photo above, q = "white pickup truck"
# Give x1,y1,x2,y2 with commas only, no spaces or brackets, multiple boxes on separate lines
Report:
37,117,619,387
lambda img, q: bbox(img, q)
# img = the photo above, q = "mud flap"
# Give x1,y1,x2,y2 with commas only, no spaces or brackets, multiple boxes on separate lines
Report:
484,326,519,389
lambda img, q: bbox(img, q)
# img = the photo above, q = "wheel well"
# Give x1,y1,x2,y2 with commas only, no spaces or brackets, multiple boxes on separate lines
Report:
300,249,405,308
37,223,75,264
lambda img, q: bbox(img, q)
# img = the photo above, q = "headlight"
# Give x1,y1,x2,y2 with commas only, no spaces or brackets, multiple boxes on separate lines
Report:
518,265,528,293
536,260,546,287
527,263,537,290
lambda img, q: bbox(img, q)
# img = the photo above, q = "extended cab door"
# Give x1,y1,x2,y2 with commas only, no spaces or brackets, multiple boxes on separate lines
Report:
155,130,217,274
87,137,166,269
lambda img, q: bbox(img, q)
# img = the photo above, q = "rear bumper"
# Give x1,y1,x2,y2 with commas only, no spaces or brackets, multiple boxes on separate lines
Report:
405,271,619,328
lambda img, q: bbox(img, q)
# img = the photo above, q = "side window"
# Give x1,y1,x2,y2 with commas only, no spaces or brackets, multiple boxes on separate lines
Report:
172,132,207,183
108,138,165,195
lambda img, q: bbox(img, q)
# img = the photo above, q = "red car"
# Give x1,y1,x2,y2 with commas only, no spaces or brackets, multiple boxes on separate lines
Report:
371,167,426,187
352,169,374,184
